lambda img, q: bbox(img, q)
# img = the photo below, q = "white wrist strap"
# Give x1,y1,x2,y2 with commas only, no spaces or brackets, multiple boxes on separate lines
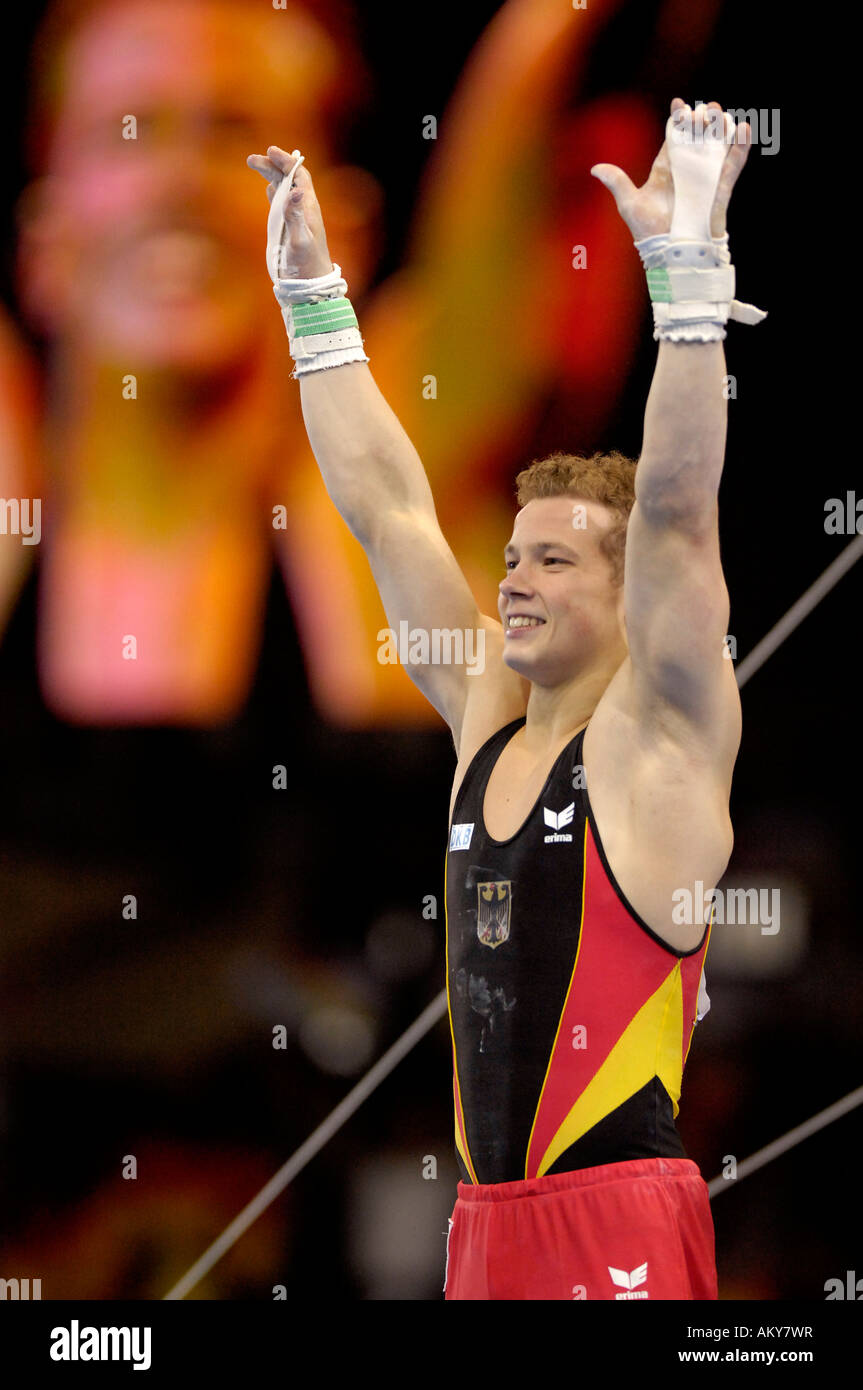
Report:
635,231,766,341
264,147,369,376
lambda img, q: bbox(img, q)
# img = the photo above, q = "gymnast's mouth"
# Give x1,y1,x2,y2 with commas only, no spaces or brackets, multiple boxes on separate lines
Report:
506,615,545,629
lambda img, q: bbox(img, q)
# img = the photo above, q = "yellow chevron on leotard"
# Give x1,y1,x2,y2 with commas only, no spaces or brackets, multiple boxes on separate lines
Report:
535,962,685,1178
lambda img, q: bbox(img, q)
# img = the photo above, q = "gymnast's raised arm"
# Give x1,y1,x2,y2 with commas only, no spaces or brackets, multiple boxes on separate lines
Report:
246,146,524,748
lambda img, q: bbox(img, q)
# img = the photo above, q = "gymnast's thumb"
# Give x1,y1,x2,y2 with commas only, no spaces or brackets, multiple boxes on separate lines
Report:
590,163,633,204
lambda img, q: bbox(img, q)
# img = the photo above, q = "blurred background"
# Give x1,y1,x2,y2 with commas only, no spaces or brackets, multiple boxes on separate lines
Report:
0,0,858,1300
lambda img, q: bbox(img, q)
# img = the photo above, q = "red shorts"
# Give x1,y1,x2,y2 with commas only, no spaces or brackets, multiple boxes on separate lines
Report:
444,1156,717,1301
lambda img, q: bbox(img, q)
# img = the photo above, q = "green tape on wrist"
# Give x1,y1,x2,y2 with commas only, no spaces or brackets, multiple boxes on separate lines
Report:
645,267,673,303
290,297,359,337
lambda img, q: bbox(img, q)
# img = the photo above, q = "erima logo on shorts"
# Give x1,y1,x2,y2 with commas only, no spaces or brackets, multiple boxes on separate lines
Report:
543,803,574,842
608,1262,649,1299
449,823,474,851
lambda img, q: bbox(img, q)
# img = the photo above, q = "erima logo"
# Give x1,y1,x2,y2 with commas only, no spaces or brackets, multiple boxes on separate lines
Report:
50,1321,151,1369
543,802,574,843
449,823,474,851
608,1263,649,1299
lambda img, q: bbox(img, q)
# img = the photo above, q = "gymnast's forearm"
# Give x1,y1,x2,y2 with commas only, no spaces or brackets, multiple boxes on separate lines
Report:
636,339,729,519
297,360,438,548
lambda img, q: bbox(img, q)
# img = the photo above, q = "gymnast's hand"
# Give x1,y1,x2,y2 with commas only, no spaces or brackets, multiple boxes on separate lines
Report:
590,98,752,240
246,145,335,279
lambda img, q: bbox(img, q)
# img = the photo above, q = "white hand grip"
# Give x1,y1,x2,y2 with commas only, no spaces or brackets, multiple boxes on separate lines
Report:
266,149,305,283
668,105,732,243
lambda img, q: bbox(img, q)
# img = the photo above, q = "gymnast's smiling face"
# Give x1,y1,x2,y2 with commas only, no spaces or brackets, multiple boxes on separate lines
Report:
497,496,628,688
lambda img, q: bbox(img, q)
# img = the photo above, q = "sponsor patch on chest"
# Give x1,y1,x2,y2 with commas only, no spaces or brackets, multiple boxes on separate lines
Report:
449,822,474,850
543,802,574,842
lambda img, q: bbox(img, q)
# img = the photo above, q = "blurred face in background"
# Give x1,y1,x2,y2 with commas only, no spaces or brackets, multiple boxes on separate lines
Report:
20,0,350,373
